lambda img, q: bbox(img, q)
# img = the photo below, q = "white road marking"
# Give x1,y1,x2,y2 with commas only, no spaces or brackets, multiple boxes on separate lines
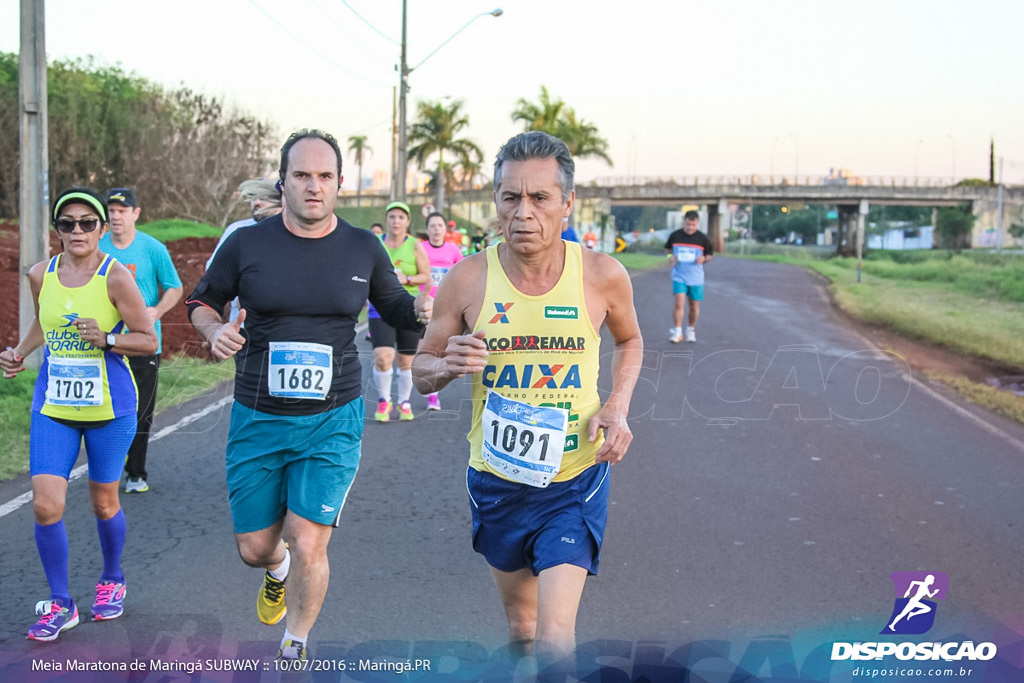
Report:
0,395,233,519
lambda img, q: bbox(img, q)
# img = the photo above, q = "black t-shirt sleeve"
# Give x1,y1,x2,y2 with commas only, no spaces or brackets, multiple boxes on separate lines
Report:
185,229,240,317
366,238,423,332
703,233,714,257
665,230,681,251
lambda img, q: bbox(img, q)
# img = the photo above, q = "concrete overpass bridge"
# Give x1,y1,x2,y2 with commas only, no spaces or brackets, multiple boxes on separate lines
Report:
338,175,1024,251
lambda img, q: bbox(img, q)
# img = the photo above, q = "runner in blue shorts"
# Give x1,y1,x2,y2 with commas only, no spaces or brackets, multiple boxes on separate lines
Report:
187,130,431,662
1,187,157,642
414,132,643,671
665,210,713,343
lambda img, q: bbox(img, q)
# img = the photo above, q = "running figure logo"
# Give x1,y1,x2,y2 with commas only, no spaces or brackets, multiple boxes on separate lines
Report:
881,571,948,635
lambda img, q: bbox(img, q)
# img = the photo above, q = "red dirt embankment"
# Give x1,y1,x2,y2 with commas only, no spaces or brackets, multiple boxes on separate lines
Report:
0,223,216,358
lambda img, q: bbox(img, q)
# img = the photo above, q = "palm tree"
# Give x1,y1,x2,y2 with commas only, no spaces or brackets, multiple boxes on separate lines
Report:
407,99,483,211
557,110,613,165
511,86,613,166
347,134,372,206
511,85,565,132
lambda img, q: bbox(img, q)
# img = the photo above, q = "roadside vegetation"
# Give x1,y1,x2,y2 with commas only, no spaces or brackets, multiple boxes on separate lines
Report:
0,356,234,480
726,244,1024,421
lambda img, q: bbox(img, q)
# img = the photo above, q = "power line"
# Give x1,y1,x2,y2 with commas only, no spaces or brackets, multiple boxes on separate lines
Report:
246,0,390,87
339,0,399,46
306,0,393,68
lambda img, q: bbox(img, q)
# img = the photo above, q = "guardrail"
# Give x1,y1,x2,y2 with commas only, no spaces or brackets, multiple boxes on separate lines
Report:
589,175,973,188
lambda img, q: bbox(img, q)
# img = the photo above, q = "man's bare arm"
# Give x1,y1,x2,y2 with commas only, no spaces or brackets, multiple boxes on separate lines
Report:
587,256,644,464
412,258,488,394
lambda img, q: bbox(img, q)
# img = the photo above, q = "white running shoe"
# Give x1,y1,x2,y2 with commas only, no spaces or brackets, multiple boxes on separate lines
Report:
125,477,149,493
685,327,696,343
669,327,683,344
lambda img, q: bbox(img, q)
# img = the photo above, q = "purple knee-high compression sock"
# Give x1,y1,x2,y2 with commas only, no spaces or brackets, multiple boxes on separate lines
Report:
96,508,126,583
34,520,71,602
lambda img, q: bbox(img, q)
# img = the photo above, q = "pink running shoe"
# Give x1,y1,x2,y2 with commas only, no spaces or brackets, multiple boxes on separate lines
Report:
426,394,441,411
91,581,126,621
27,599,79,641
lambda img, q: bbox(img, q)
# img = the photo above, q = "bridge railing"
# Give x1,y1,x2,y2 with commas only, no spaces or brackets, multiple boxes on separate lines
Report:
588,175,964,189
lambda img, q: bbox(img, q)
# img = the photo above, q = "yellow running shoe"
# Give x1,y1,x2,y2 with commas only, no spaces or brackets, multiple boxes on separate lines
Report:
277,639,307,661
374,399,392,422
257,571,286,625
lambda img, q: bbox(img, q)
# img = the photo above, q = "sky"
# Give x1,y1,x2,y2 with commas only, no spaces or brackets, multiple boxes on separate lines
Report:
2,0,1023,192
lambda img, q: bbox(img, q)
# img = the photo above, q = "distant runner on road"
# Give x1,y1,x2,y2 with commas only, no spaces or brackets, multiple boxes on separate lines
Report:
665,209,713,343
368,201,431,422
419,211,463,411
99,187,183,494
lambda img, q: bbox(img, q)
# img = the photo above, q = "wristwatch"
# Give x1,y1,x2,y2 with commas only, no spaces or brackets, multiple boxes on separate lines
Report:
105,333,117,350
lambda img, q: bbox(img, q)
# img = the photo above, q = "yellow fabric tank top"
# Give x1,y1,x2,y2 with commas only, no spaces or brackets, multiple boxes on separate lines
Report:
35,254,137,421
468,242,603,482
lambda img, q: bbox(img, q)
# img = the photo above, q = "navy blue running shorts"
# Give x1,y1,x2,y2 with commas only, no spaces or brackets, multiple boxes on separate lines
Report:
467,461,610,576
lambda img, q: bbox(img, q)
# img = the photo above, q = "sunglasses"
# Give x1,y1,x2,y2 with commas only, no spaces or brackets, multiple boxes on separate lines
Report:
54,218,102,233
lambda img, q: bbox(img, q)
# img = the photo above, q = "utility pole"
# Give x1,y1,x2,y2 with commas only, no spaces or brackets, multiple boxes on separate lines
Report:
19,0,49,369
996,156,1004,250
397,0,409,201
390,85,398,200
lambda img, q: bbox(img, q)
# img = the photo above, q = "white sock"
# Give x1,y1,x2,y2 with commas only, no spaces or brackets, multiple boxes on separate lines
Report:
397,368,414,404
372,368,393,402
687,326,695,332
282,628,306,647
269,547,290,581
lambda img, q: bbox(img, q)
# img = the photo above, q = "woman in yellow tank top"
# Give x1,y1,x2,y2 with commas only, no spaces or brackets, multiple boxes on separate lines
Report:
0,187,156,642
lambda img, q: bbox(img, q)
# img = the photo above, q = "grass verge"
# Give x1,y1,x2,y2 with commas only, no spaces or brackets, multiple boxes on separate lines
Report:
928,373,1024,424
139,218,222,241
725,249,1024,369
726,246,1024,424
0,355,233,481
612,251,669,271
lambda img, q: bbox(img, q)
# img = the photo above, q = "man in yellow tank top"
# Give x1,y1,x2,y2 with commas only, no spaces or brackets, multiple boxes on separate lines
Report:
413,131,643,670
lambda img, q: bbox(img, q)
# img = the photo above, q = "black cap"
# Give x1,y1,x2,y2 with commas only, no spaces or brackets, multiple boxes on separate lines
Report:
107,188,138,208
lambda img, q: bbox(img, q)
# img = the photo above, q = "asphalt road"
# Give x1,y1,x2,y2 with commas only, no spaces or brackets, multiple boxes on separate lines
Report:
0,257,1021,682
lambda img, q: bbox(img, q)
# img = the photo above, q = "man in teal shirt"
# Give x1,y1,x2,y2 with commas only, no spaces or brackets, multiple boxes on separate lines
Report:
99,188,183,493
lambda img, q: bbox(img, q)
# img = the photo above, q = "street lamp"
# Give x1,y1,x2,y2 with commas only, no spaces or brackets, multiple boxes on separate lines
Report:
394,3,503,200
788,132,799,183
946,134,956,183
913,138,924,183
770,136,780,184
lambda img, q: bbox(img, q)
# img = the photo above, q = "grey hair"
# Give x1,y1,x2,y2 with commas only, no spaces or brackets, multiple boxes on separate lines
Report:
493,131,575,201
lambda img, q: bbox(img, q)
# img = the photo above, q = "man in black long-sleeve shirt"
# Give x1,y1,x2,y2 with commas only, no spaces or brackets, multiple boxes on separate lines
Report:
186,129,430,662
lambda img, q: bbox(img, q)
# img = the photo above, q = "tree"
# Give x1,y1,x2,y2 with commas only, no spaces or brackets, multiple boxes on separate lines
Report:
511,86,612,166
407,99,483,212
347,135,372,207
935,204,976,250
555,110,613,165
511,85,565,132
0,53,277,224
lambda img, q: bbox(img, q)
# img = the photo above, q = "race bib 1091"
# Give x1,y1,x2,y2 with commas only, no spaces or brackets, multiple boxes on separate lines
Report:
481,390,569,488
